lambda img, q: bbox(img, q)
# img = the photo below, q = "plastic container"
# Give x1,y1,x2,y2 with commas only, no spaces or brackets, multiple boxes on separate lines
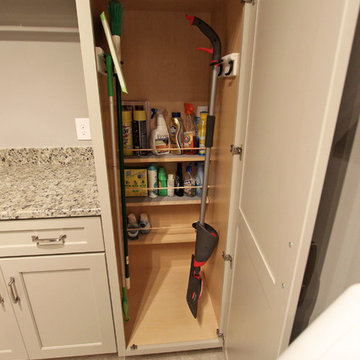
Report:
167,173,175,197
175,163,184,197
158,167,168,196
122,108,133,156
184,163,195,197
150,109,170,155
195,163,204,197
147,163,158,198
183,103,197,155
139,213,151,234
198,112,208,155
169,112,183,155
132,106,148,156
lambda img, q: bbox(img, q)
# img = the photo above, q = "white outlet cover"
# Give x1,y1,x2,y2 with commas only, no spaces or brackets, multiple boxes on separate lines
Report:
75,118,91,140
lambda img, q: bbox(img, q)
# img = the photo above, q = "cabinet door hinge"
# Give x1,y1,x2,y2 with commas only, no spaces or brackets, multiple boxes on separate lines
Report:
222,251,233,264
230,144,243,159
241,0,255,4
216,328,225,345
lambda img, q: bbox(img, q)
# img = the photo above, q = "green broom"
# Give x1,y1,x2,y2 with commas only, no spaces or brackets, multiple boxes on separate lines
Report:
108,1,131,290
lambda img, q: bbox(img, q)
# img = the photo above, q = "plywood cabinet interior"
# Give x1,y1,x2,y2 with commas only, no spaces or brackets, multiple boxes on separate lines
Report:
84,0,244,353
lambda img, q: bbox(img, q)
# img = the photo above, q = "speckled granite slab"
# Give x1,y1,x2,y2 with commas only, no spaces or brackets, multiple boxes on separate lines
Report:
0,147,101,220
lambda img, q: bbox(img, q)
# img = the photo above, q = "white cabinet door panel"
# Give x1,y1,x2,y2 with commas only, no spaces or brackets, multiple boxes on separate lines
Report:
0,269,28,360
0,253,116,359
225,0,359,359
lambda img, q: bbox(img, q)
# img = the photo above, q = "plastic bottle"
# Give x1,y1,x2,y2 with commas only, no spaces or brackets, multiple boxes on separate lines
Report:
175,163,184,197
147,163,158,198
167,173,175,197
169,112,183,155
195,163,204,197
158,167,168,196
150,109,170,155
122,107,133,156
184,163,195,197
132,106,148,156
196,106,208,145
183,103,197,155
198,112,208,155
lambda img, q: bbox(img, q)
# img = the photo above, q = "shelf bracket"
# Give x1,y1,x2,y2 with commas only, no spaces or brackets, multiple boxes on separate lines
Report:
241,0,255,4
130,344,138,350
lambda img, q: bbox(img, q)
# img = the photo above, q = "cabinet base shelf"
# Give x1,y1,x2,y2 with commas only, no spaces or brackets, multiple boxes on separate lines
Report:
125,264,219,347
128,228,196,245
126,196,208,207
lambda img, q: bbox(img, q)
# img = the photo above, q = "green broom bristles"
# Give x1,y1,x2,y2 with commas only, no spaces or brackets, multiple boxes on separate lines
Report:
108,0,123,36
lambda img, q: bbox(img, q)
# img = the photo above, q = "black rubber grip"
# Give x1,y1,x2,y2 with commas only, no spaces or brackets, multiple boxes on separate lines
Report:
205,115,216,148
192,17,221,62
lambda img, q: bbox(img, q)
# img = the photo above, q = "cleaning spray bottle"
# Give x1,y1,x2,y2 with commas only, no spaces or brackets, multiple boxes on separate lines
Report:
149,109,170,155
183,103,197,155
195,162,204,197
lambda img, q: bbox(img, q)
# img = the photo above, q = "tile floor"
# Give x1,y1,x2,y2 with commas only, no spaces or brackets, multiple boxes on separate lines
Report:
74,348,224,360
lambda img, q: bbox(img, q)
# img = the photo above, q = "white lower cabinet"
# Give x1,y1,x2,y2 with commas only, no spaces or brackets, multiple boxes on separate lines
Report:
0,253,116,360
0,270,28,360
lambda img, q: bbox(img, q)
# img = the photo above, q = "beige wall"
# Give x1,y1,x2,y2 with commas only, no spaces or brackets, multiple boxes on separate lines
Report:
0,40,90,148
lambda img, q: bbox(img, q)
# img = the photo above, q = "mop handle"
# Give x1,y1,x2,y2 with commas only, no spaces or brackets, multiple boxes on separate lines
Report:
185,14,222,63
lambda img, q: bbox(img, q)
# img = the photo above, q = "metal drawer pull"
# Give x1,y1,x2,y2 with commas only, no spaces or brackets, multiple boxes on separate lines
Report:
8,277,19,303
32,234,66,245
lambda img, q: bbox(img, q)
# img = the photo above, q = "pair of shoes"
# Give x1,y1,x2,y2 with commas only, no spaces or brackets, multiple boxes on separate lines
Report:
127,213,151,240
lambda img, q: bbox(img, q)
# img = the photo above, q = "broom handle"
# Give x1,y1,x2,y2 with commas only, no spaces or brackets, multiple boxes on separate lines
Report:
199,66,218,225
106,55,127,289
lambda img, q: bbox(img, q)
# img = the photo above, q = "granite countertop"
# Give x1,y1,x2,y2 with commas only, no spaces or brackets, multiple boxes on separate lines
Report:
0,147,101,220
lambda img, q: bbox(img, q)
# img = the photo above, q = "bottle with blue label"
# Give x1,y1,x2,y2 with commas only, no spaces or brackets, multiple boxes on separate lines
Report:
195,162,204,197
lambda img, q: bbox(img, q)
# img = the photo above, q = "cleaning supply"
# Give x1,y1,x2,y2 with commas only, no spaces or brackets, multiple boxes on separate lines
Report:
100,10,127,93
132,106,148,156
122,107,133,155
150,109,170,155
169,112,183,155
139,213,151,234
175,163,184,197
196,106,208,145
158,167,168,196
127,213,139,240
184,163,195,197
147,163,158,198
104,52,129,321
195,162,204,197
185,14,221,319
167,173,175,197
125,168,148,197
198,112,208,155
183,103,197,154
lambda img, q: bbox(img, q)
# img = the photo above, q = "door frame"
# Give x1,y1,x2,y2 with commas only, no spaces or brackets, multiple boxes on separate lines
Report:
221,0,360,355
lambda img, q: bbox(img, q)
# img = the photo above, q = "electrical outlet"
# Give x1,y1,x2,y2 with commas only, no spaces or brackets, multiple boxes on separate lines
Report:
75,118,91,140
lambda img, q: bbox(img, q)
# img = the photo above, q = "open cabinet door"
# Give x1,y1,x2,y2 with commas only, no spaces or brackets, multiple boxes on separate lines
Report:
224,1,359,359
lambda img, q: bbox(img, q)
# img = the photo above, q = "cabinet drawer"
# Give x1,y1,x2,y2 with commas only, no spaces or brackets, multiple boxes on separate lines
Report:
0,217,104,257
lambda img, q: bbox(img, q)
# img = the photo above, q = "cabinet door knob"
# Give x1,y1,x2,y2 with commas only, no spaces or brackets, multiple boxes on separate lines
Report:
32,234,66,245
8,277,20,304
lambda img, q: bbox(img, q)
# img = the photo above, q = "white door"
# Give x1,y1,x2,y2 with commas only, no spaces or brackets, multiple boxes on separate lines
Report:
224,1,360,359
0,253,116,359
0,269,28,360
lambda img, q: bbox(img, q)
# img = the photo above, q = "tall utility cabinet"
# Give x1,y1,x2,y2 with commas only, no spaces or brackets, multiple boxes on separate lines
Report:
75,0,360,359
